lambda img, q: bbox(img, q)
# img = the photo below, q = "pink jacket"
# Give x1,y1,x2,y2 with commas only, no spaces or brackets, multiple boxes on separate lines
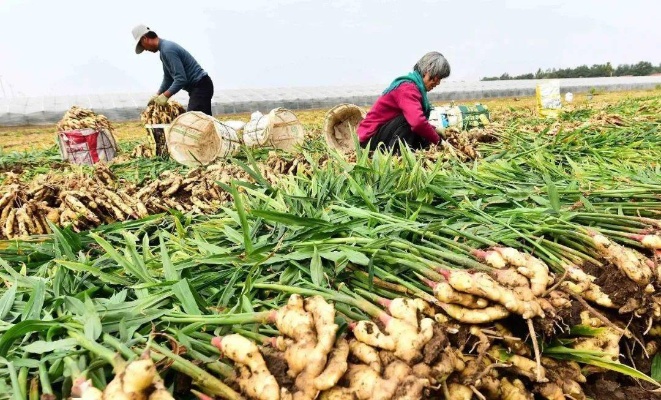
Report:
357,82,439,144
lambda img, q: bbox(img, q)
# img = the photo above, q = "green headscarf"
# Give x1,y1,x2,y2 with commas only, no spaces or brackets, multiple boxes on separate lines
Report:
382,71,431,118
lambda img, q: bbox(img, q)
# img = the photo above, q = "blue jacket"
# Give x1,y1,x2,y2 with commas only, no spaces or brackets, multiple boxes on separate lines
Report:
157,39,207,95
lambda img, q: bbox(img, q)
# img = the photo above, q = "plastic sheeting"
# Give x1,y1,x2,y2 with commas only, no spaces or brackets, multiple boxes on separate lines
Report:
1,76,659,126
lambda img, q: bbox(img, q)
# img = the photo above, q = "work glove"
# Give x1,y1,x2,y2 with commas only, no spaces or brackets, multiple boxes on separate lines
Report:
148,94,159,105
154,93,169,106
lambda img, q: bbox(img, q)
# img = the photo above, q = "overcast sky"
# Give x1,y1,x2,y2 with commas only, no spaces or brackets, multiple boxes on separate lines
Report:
0,0,659,98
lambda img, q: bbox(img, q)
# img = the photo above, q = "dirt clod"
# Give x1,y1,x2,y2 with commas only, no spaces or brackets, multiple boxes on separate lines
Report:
423,324,448,365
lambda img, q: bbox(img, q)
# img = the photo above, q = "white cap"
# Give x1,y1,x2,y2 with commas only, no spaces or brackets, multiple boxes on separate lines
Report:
131,24,152,54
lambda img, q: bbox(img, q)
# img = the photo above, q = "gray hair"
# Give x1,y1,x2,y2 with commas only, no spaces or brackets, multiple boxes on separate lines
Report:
413,52,451,80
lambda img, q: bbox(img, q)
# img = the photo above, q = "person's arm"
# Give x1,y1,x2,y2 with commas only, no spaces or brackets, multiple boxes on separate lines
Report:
161,51,188,97
393,84,440,144
157,62,173,95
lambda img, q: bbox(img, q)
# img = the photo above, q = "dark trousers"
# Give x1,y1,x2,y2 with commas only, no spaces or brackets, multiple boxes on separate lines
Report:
361,114,431,154
187,75,214,116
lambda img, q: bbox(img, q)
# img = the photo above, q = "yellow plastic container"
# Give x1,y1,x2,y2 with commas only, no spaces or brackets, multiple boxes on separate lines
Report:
536,81,562,118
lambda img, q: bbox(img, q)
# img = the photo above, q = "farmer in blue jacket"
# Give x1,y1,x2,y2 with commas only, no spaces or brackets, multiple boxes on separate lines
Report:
132,24,214,115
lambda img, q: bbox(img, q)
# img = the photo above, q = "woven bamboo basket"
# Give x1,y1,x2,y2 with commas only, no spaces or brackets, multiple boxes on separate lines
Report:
166,112,240,167
323,103,366,153
242,108,305,152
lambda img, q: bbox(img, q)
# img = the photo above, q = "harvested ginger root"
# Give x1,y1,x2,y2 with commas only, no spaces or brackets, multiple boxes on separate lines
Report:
591,233,653,286
270,295,342,400
493,247,551,296
561,265,615,308
292,296,342,399
313,338,350,391
439,269,544,319
425,279,489,309
71,352,174,400
351,314,435,364
500,377,533,400
446,383,473,400
352,321,396,351
379,297,420,328
212,334,280,400
272,294,316,342
440,303,510,324
349,339,382,373
489,346,547,382
346,364,398,400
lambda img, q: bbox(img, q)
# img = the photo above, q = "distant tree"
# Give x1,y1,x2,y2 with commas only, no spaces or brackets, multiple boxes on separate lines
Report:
615,64,631,76
574,65,590,78
481,60,659,80
630,61,653,76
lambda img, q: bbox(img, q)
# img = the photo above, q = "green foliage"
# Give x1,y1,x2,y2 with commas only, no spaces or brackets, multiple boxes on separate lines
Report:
482,60,661,80
544,345,658,385
652,353,661,383
0,93,660,397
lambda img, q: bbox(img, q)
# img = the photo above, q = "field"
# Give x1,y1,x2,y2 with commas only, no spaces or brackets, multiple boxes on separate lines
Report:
0,89,655,152
0,88,660,400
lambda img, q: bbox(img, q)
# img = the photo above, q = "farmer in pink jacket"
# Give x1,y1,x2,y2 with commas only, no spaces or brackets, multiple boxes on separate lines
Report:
357,52,450,152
